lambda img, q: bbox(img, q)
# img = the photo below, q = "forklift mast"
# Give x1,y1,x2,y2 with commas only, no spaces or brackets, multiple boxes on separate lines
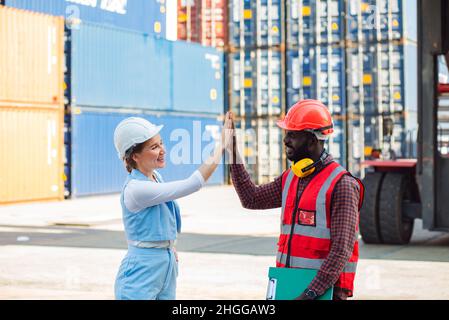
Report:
418,0,449,231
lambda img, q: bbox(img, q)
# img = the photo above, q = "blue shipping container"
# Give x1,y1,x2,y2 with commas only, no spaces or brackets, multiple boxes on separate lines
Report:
286,45,345,114
171,41,224,114
234,118,284,184
70,23,224,114
287,0,344,46
4,0,166,37
229,0,282,48
229,49,282,117
70,22,172,110
327,118,346,167
69,108,225,197
346,0,417,43
346,42,417,116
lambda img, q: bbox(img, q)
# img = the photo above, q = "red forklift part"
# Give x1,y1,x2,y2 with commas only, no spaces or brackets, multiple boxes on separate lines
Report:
438,83,449,94
362,159,417,174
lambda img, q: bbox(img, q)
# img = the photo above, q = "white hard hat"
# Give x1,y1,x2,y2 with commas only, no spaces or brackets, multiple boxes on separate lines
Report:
113,117,163,159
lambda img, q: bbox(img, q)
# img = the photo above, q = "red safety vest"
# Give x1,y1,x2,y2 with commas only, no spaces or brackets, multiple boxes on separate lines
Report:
276,161,364,296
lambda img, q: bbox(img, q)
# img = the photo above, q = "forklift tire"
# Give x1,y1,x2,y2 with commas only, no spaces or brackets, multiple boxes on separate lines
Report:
360,172,385,244
378,173,414,244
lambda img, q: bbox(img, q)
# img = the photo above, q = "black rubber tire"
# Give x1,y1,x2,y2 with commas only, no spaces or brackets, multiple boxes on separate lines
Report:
360,172,385,244
378,173,414,244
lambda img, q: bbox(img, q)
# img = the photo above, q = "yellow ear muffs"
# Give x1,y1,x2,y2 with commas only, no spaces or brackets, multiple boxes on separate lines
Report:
291,158,316,178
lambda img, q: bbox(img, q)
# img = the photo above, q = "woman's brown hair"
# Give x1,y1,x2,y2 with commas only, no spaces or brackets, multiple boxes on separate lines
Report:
123,142,146,173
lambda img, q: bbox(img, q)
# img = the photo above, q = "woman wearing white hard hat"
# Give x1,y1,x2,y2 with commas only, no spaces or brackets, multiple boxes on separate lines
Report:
113,112,233,300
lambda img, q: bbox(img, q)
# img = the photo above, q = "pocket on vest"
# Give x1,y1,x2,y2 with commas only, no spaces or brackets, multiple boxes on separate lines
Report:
297,208,316,226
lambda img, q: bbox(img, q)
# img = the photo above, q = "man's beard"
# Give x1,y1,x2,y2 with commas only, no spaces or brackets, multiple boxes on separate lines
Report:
287,143,311,163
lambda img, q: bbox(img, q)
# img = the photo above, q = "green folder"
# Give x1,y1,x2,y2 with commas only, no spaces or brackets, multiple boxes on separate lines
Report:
266,267,333,300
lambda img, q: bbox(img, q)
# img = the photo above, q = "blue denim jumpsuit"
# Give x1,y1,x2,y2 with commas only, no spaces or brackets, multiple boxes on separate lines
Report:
114,169,181,300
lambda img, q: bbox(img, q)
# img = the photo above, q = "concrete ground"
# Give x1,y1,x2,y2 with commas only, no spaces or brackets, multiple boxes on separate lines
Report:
0,185,448,300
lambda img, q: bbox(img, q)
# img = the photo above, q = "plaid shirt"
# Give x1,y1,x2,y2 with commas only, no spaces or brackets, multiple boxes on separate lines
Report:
230,154,361,300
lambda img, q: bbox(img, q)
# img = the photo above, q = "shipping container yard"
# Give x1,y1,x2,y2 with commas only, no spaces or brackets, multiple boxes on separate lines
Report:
2,0,449,303
0,0,421,196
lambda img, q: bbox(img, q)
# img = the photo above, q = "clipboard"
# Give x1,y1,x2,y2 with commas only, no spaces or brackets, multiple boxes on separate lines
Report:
266,267,333,300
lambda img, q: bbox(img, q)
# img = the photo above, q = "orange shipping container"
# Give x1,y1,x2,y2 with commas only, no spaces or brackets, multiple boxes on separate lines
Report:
0,6,64,105
0,104,64,204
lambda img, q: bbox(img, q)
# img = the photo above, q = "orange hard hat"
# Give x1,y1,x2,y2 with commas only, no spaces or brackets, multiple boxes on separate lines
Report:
276,99,334,137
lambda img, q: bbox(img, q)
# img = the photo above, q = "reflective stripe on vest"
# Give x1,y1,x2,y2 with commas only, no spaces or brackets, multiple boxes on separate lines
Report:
281,224,330,238
281,224,359,241
276,251,358,273
281,169,295,233
281,164,346,239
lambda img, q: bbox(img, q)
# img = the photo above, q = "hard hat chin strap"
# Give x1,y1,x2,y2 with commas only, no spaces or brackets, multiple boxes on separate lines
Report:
306,124,334,140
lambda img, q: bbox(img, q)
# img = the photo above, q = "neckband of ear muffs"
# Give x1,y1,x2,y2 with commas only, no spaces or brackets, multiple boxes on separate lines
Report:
291,149,329,178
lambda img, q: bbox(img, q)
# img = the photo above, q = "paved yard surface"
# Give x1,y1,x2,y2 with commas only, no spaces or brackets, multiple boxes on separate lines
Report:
1,186,448,300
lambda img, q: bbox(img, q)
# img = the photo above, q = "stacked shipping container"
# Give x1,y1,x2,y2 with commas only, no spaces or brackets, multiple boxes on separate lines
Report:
229,49,282,117
1,0,421,203
286,0,345,46
285,0,417,176
69,23,223,114
4,0,167,37
344,0,418,175
177,0,227,49
229,0,283,48
1,4,225,202
0,7,65,204
228,0,286,184
67,22,225,197
173,0,420,184
286,0,346,167
69,109,224,196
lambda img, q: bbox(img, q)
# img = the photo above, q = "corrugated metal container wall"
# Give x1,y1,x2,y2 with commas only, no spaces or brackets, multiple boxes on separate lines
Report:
69,108,224,197
172,41,224,114
346,42,417,118
202,0,228,48
4,0,167,37
327,118,346,167
229,49,282,117
286,45,345,114
346,42,417,173
70,22,172,110
177,0,227,48
0,105,64,204
346,0,417,43
286,0,344,47
178,0,201,43
255,118,284,183
229,0,282,48
234,117,284,184
0,6,64,105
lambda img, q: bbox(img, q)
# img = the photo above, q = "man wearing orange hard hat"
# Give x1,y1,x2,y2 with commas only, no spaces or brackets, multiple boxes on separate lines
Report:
227,99,364,300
